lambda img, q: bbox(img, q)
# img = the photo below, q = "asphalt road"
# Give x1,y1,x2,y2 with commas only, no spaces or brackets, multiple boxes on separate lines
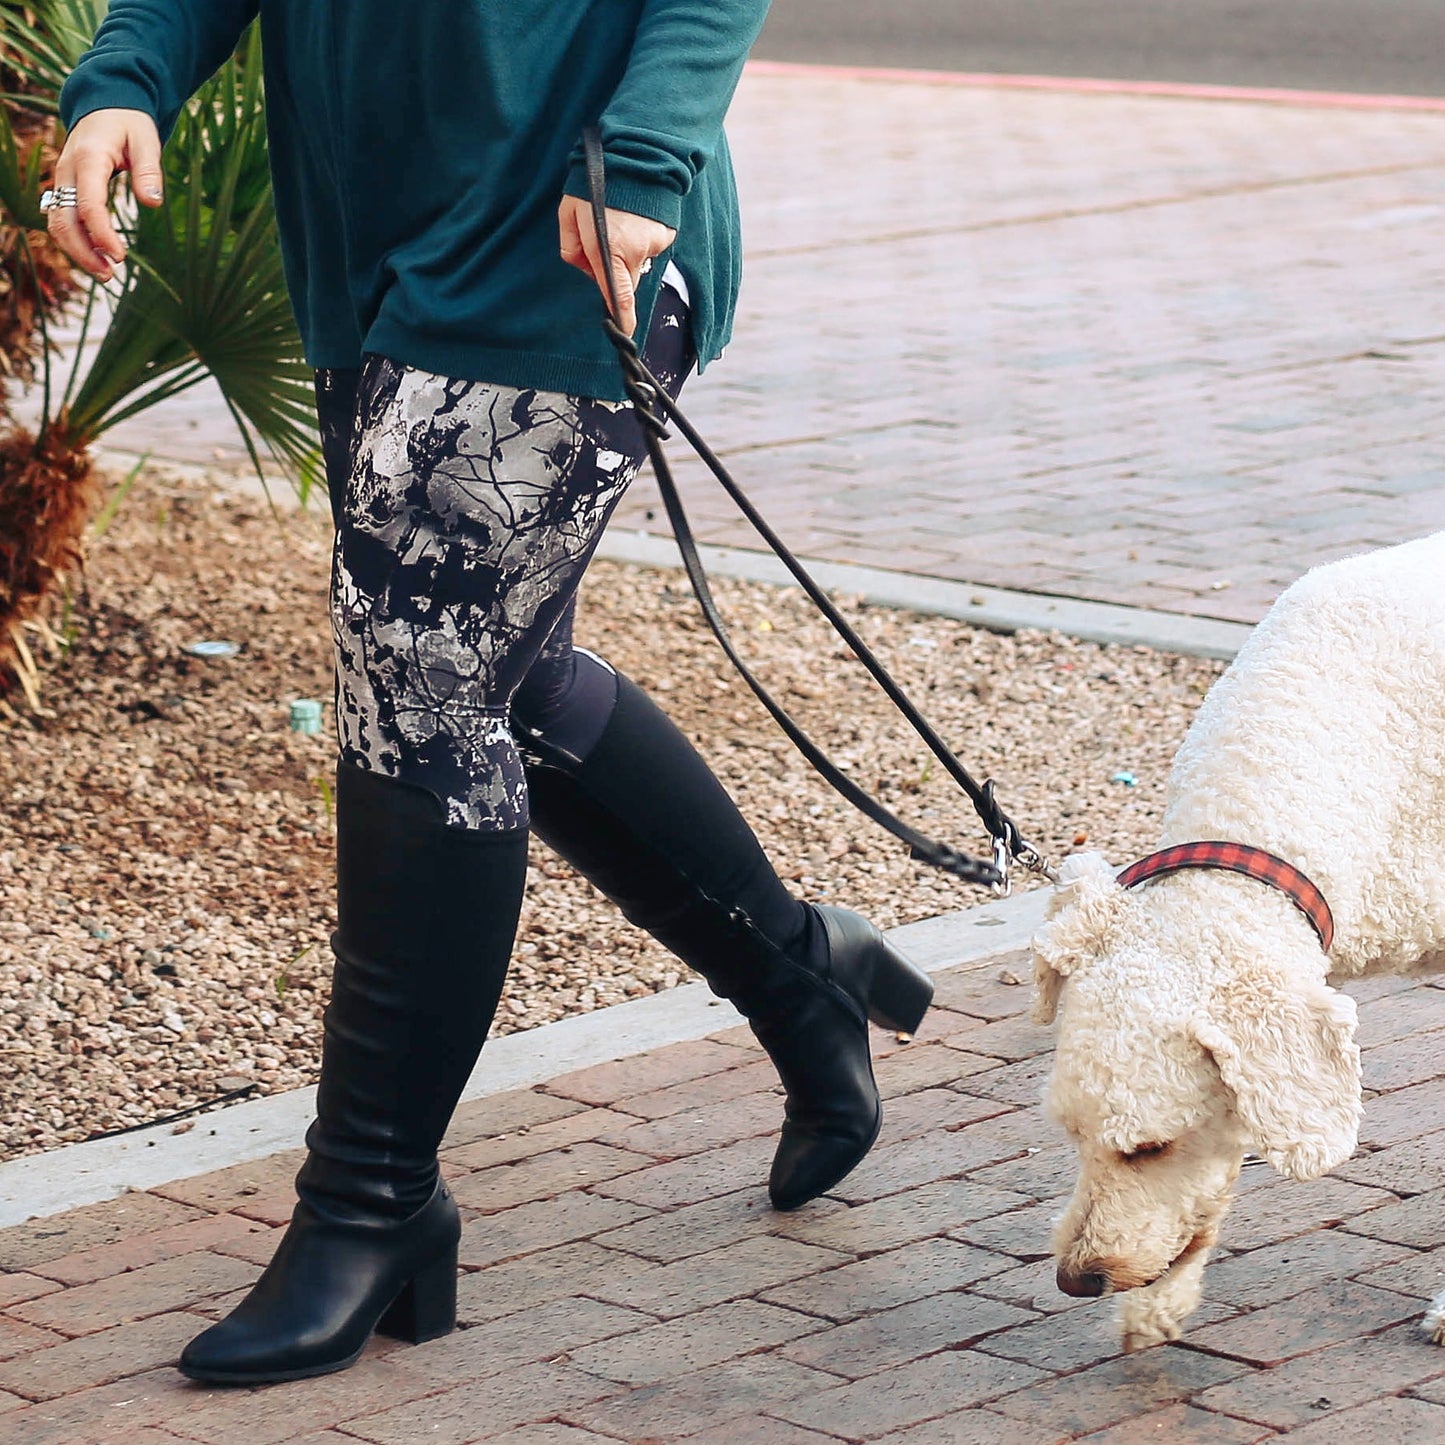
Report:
754,0,1445,98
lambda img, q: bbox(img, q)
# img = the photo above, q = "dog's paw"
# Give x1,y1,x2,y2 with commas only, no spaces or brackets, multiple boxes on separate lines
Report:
1117,1290,1184,1353
1422,1291,1445,1345
1116,1251,1208,1353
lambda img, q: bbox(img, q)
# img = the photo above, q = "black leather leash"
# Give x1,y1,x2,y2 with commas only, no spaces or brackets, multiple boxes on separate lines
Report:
582,129,1051,892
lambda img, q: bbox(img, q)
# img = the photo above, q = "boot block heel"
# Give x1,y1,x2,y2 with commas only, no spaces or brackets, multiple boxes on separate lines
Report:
865,939,934,1035
376,1246,458,1345
816,907,934,1035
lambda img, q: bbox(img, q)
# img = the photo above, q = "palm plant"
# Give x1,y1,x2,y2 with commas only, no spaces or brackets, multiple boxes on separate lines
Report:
0,16,320,704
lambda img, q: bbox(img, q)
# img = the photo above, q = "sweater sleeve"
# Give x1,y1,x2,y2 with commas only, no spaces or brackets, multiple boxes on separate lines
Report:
59,0,260,142
564,0,773,229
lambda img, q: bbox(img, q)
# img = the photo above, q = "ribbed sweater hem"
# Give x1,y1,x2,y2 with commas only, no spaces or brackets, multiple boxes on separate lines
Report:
344,329,632,403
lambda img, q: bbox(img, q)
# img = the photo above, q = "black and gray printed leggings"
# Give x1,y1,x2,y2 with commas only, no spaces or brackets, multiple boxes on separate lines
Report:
314,285,693,832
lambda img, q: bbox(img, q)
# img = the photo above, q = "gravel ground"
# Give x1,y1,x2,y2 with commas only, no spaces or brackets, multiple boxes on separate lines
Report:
0,468,1224,1161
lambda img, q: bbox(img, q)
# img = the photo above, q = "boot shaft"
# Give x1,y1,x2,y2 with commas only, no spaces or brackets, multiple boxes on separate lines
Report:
301,764,528,1219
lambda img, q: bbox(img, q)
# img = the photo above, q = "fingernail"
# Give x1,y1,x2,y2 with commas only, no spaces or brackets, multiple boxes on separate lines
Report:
147,188,163,202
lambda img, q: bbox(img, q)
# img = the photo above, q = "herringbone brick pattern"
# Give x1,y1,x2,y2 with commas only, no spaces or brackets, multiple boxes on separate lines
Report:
606,70,1445,626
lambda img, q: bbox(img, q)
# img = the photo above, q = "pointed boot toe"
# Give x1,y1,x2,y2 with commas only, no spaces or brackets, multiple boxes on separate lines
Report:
177,1181,460,1386
768,1106,884,1212
179,1309,366,1387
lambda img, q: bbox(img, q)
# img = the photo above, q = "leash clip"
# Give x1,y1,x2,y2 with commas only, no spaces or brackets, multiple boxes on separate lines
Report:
990,836,1012,898
988,833,1058,898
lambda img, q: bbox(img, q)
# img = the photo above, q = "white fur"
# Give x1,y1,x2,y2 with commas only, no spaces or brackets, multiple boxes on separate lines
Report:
1033,533,1445,1349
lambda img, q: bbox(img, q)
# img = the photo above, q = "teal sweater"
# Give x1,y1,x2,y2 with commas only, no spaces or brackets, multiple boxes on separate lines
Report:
60,1,771,399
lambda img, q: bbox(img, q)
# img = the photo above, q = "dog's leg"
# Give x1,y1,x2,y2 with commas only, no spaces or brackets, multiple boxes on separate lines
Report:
1117,1248,1210,1352
1422,1291,1445,1345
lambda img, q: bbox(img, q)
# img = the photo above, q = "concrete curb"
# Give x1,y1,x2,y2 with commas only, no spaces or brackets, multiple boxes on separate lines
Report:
0,889,1049,1228
596,530,1250,661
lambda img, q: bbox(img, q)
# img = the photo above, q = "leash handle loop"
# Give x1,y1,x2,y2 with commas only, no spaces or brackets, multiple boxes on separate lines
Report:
581,129,1049,889
584,133,670,437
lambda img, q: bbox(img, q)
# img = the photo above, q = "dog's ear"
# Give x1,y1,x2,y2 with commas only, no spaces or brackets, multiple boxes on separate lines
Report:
1031,853,1123,1025
1191,974,1361,1180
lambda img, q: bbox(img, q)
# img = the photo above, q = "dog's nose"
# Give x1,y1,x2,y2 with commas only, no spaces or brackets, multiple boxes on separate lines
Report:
1056,1265,1107,1298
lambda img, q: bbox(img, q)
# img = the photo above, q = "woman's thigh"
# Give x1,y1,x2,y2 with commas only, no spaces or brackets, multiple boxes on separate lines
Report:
327,286,693,828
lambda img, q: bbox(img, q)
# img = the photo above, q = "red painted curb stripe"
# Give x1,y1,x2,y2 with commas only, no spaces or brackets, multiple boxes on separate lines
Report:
745,58,1445,114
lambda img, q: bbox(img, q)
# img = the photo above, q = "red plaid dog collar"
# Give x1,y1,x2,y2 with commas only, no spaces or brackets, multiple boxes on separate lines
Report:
1116,841,1334,954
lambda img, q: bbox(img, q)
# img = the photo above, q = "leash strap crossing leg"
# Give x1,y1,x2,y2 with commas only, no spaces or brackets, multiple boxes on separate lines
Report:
581,129,1052,891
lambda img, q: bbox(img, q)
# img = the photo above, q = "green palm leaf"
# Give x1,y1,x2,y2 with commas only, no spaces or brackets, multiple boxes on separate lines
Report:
0,1,109,110
0,102,47,232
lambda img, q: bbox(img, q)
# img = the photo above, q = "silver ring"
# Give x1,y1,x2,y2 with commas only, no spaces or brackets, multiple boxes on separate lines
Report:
40,186,78,213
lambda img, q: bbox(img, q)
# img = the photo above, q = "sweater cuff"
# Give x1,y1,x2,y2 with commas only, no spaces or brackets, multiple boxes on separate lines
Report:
563,165,684,232
60,69,166,136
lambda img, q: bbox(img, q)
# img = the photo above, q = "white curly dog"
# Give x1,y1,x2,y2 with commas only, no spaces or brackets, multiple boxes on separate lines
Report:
1033,531,1445,1352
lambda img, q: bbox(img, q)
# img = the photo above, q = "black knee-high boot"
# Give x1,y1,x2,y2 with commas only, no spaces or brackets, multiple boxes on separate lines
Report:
179,765,528,1385
517,673,933,1212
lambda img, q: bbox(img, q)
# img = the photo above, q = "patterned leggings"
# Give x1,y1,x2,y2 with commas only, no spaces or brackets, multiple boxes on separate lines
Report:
315,286,693,831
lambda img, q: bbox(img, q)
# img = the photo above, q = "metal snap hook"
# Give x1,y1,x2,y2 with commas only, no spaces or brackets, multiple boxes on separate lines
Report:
991,836,1012,898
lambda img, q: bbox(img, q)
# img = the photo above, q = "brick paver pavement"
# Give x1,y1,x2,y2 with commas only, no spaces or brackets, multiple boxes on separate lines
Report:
35,65,1445,625
9,950,1445,1442
607,67,1445,625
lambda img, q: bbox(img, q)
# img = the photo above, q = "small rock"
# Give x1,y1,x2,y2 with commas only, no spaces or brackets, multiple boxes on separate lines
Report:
998,969,1024,986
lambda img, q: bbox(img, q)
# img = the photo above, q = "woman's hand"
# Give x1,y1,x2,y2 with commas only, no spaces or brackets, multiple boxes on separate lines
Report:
558,195,675,338
45,108,165,282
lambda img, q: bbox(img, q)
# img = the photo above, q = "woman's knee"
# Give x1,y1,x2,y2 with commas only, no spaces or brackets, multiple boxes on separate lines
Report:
512,645,620,766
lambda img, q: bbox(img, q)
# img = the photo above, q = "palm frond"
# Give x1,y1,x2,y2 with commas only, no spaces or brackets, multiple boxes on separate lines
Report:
0,1,108,110
0,101,47,232
0,11,322,694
